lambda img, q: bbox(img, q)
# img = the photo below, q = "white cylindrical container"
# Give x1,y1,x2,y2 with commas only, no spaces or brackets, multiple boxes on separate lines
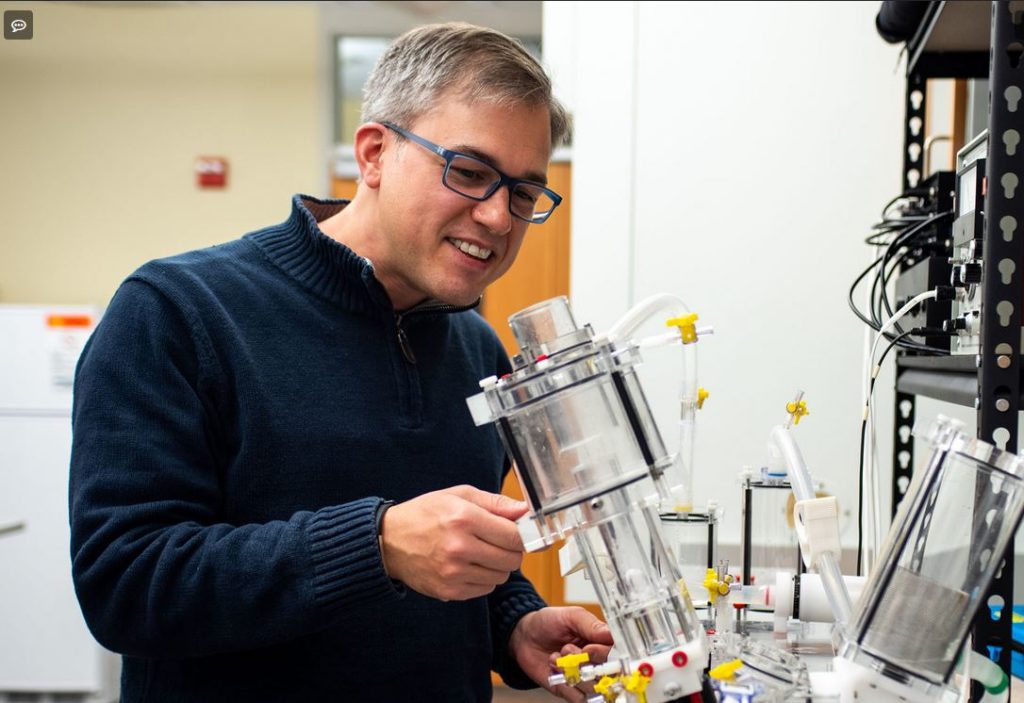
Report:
771,572,867,632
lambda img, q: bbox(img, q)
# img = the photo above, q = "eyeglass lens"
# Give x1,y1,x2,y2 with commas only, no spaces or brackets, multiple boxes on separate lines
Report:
445,154,555,222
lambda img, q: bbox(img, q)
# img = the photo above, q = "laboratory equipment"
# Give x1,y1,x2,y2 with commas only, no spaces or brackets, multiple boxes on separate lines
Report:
767,394,853,636
740,472,800,598
660,502,719,607
834,416,1024,702
0,305,114,698
769,572,867,634
467,295,712,703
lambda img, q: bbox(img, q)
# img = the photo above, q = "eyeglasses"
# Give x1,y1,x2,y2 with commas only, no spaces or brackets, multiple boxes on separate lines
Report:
382,122,562,224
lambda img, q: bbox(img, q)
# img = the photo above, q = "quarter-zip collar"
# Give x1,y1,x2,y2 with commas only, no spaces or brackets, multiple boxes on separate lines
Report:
248,195,484,328
247,194,392,318
394,299,480,365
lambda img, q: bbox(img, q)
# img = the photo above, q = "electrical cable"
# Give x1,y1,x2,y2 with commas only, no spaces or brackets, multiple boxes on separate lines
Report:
877,212,953,328
849,210,954,354
856,329,920,575
851,194,956,574
858,289,943,576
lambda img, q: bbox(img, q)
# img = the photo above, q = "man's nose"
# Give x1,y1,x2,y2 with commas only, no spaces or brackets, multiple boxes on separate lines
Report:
471,185,513,237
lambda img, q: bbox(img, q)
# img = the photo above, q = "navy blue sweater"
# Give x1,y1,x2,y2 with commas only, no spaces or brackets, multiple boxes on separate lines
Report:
69,195,545,702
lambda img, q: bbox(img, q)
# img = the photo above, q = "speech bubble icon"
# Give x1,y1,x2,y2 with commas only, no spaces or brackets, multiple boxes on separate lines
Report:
10,19,26,32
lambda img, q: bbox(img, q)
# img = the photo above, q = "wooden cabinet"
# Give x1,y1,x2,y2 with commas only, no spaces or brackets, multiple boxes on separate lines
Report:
477,161,575,611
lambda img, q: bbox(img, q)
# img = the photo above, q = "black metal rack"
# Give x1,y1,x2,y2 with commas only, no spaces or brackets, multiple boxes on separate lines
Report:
890,1,1024,696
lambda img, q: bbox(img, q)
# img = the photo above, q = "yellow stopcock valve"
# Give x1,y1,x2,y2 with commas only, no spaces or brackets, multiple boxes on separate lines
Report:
666,313,700,344
594,675,620,701
697,387,710,410
703,567,731,605
786,399,810,425
623,670,651,703
708,659,744,682
555,652,590,686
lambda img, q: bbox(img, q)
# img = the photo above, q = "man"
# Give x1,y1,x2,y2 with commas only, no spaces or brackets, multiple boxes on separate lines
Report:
69,21,611,703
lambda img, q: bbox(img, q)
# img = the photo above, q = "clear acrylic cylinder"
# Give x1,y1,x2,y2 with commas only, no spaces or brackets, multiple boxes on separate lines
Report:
741,478,800,591
660,512,717,604
571,491,702,660
840,418,1024,695
469,297,673,522
466,296,709,701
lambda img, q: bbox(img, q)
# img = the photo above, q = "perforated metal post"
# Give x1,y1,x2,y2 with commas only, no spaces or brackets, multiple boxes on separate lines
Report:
892,73,928,518
973,3,1024,696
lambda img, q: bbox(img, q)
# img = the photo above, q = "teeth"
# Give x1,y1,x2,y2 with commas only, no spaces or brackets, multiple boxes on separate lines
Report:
450,238,492,261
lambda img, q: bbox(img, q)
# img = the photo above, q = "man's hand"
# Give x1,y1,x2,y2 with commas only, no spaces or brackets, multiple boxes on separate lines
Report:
379,485,528,601
509,607,614,702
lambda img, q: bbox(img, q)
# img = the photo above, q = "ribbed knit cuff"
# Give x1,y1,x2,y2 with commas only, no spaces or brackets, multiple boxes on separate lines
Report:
490,579,547,689
306,497,404,617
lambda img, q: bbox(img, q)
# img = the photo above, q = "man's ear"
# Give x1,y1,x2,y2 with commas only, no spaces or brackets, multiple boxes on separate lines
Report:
353,123,388,189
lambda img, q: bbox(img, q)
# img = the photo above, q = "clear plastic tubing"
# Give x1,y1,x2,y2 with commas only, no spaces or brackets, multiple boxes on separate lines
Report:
607,294,698,512
770,425,853,630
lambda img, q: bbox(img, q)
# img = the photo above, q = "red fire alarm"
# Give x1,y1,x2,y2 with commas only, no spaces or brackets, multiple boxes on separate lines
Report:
195,156,229,188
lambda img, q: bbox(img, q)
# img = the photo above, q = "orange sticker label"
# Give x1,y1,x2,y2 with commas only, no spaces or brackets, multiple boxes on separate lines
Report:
47,314,93,328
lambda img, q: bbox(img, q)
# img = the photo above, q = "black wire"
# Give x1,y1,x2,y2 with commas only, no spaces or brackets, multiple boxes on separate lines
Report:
848,276,951,354
849,210,955,355
850,263,948,354
867,219,925,329
857,329,918,577
848,252,886,329
878,191,925,222
877,212,953,326
865,231,897,247
879,249,913,334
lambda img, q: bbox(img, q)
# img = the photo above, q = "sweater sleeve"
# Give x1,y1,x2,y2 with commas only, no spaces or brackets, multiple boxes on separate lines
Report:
69,278,403,659
488,570,547,688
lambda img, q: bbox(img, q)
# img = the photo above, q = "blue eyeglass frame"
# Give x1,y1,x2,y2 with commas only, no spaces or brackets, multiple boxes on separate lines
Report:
381,121,562,224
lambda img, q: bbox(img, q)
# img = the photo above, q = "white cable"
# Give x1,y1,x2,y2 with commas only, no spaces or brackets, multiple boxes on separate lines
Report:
859,243,885,575
861,289,938,574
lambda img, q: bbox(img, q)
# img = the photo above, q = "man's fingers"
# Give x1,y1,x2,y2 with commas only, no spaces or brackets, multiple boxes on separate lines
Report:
461,562,516,587
582,643,612,665
465,505,526,552
454,484,529,521
565,607,615,645
552,684,586,703
467,538,523,573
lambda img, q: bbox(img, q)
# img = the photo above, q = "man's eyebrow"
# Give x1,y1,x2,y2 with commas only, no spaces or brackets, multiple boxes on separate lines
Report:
451,144,548,186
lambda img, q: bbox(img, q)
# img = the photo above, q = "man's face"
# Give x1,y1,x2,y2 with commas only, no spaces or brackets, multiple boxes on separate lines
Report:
371,97,552,310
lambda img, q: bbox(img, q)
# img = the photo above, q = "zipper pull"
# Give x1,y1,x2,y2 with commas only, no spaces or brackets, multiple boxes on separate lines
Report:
395,314,417,364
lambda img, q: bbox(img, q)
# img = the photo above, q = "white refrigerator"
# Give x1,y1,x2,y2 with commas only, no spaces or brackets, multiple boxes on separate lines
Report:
0,305,115,698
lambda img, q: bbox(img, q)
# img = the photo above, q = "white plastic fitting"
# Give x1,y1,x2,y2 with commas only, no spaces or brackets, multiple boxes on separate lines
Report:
793,496,841,569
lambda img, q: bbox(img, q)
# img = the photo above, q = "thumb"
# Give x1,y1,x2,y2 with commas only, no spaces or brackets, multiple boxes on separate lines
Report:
458,486,529,520
566,608,615,645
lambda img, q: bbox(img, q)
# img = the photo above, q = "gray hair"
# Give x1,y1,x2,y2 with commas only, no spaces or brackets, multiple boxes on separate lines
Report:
361,22,571,150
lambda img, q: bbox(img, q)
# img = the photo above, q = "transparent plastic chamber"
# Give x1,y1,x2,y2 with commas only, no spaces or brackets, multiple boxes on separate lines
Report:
466,296,707,698
839,417,1024,698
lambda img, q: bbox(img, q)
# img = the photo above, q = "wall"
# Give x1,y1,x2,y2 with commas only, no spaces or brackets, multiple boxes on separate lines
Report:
544,1,908,594
0,1,543,308
0,2,322,307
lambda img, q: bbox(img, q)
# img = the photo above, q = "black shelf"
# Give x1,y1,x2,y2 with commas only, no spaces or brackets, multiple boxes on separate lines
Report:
896,353,976,373
889,3,1024,699
895,367,977,406
907,0,991,78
